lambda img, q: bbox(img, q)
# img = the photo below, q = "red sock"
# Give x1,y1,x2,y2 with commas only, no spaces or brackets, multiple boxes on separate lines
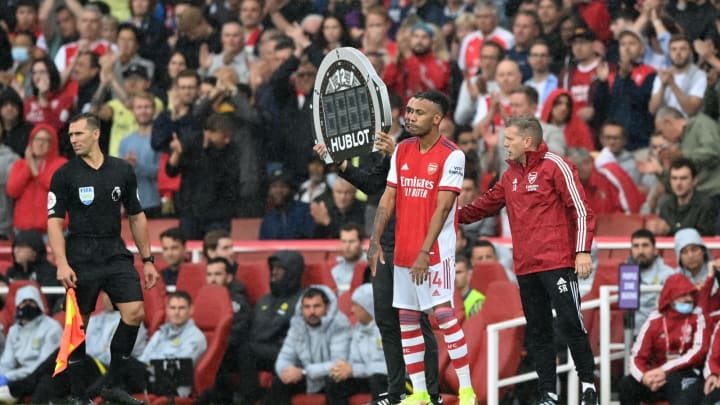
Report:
399,309,427,392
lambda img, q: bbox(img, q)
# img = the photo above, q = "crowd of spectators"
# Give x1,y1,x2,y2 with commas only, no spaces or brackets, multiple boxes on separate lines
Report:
0,0,717,241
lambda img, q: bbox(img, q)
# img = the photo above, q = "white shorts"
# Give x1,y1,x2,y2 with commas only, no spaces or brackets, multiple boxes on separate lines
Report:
393,257,455,312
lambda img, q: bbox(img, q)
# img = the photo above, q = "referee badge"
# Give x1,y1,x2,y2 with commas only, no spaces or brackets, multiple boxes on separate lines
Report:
78,187,94,205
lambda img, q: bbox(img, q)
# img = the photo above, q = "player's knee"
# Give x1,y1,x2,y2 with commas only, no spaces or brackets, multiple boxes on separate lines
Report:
121,302,145,325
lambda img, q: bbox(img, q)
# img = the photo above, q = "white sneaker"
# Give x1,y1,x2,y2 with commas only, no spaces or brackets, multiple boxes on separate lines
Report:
0,385,17,404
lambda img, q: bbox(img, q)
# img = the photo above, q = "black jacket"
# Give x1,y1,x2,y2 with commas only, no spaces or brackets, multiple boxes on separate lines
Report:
227,279,253,348
250,250,304,365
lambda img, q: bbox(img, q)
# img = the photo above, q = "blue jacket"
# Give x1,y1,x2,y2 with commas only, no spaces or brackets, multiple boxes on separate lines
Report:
259,200,314,240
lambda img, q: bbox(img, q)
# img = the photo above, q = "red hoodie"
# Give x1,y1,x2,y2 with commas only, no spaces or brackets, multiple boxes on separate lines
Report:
540,89,595,152
630,274,710,382
6,123,67,232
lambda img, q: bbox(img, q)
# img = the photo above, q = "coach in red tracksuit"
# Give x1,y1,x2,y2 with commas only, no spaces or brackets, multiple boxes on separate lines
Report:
458,115,598,405
619,273,709,405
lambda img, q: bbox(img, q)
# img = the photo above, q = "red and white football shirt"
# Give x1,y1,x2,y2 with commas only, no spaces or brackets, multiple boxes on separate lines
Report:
567,59,599,111
387,136,465,267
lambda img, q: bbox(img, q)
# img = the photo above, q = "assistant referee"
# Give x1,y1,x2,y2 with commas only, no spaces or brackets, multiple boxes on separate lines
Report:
48,113,159,405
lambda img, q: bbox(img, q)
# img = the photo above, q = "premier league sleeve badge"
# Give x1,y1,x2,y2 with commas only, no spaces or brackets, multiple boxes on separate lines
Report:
311,47,392,163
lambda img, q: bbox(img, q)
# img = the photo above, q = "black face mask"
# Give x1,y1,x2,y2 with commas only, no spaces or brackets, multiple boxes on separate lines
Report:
16,305,42,322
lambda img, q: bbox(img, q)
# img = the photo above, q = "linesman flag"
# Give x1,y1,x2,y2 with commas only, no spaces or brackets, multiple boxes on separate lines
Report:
53,289,86,376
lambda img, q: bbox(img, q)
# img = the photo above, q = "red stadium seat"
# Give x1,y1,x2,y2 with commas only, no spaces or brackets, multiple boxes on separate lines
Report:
232,218,263,241
594,213,645,237
175,263,207,299
441,281,525,404
349,260,368,293
236,260,270,306
337,290,355,324
135,264,167,336
303,261,337,292
0,260,13,276
469,262,509,295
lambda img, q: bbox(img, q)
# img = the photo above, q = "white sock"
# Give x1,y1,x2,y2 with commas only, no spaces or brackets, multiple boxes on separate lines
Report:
547,392,558,401
582,382,596,392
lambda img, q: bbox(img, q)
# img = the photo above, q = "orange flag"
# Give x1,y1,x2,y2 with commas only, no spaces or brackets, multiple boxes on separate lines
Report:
53,289,86,377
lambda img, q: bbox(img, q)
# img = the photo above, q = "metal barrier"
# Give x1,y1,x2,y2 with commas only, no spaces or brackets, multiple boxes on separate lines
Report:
486,284,663,405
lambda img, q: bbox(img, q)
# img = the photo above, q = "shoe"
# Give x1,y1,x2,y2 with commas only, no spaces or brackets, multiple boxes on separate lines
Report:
431,394,444,405
458,387,477,405
534,392,558,405
369,396,401,405
399,390,431,405
580,388,598,405
99,387,143,405
0,385,17,404
67,396,96,405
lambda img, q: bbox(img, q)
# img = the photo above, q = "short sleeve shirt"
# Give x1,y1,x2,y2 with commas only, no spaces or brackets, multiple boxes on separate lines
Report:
49,156,143,239
387,136,465,267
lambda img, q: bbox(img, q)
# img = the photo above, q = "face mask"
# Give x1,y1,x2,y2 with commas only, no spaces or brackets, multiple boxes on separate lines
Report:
326,172,338,188
12,47,29,64
673,302,694,315
16,304,42,322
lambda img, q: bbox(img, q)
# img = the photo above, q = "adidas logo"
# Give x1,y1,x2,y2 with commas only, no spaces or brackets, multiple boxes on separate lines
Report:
401,163,409,171
432,290,441,296
556,277,567,286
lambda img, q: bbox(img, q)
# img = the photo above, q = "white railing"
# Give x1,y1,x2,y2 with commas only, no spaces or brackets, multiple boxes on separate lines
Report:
487,284,663,405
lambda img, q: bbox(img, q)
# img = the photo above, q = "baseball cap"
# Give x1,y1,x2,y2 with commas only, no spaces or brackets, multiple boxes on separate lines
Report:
123,63,149,80
570,27,595,42
268,168,295,189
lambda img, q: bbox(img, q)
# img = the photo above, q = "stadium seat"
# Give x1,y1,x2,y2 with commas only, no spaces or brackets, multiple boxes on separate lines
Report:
469,262,509,295
121,218,179,243
337,290,356,324
175,263,207,299
441,281,525,404
232,218,263,241
236,260,270,306
303,261,337,292
134,264,167,336
290,392,373,404
0,260,13,276
149,284,233,404
594,213,645,237
0,280,50,333
348,260,368,292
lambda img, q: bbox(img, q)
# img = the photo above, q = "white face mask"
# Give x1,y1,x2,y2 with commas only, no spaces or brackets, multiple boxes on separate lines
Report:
12,47,29,63
326,172,338,188
673,301,694,314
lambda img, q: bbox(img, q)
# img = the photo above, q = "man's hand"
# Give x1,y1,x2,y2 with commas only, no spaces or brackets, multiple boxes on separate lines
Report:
280,365,305,384
125,151,137,167
659,69,674,86
645,217,670,236
636,156,662,175
169,133,183,156
144,262,159,289
410,251,431,285
575,252,592,279
310,200,331,226
330,360,352,382
705,374,720,395
374,131,396,156
368,239,385,276
596,61,610,81
57,263,77,289
641,367,667,391
199,43,213,70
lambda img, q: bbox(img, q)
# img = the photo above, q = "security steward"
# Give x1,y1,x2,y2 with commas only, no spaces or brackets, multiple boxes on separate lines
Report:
48,113,159,405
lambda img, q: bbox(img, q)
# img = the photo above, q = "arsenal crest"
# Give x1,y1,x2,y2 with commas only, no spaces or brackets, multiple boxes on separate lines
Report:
528,172,537,184
427,162,438,175
312,47,391,163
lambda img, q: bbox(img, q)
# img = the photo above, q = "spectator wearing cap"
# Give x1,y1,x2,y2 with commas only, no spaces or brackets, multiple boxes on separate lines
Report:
383,22,451,106
649,34,706,118
112,23,155,85
559,27,602,126
260,170,314,240
594,30,657,151
92,61,164,157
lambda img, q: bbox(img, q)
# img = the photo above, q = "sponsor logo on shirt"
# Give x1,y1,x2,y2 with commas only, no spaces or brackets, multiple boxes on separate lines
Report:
449,166,463,176
401,163,410,171
400,176,435,198
512,178,518,192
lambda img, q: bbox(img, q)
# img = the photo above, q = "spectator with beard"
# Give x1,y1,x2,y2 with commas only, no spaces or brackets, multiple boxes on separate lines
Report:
260,169,314,240
383,22,450,106
330,223,366,295
625,229,675,336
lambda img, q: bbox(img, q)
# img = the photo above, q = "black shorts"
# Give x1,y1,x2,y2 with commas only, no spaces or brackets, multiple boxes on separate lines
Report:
73,256,144,314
